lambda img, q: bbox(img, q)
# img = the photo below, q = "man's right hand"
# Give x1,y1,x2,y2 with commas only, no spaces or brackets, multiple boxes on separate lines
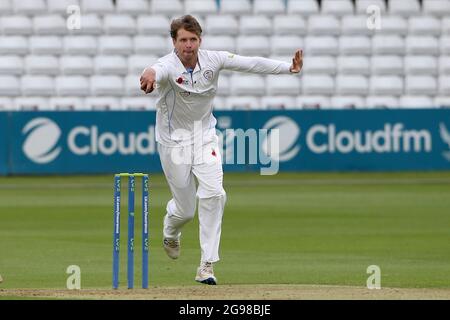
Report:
140,68,156,94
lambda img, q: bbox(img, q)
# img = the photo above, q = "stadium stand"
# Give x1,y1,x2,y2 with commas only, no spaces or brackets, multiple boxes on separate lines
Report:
0,0,448,110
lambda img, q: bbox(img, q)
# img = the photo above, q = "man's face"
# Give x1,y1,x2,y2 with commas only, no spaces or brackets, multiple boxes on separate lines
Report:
173,28,201,62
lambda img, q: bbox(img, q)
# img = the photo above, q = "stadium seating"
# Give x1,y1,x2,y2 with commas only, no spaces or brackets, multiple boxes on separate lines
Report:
330,96,366,109
47,0,81,15
302,75,335,95
185,0,218,16
399,95,435,108
151,0,184,16
225,96,260,110
0,0,448,110
21,75,55,96
370,76,404,96
253,0,285,16
423,0,450,17
55,76,90,96
287,0,319,16
261,96,297,109
0,76,21,96
335,75,369,95
0,56,23,75
219,0,252,16
372,55,404,75
99,35,133,55
25,55,59,75
240,15,272,35
273,15,307,36
14,96,50,110
217,74,230,96
339,36,372,55
356,0,387,14
365,96,399,108
322,0,355,17
435,96,450,108
116,0,149,16
305,36,339,55
202,35,236,52
81,0,115,15
303,56,336,74
85,96,121,110
389,0,421,16
338,56,370,75
266,75,301,95
341,15,373,36
0,97,14,110
230,74,265,96
121,96,157,110
63,36,97,55
12,0,46,15
295,96,331,109
205,15,239,35
236,35,270,56
49,97,87,110
34,15,67,35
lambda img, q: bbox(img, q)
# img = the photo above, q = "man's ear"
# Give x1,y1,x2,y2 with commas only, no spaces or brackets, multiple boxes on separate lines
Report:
199,37,202,47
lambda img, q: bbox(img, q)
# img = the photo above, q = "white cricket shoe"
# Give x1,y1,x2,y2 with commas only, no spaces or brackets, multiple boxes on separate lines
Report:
195,261,217,285
163,238,180,259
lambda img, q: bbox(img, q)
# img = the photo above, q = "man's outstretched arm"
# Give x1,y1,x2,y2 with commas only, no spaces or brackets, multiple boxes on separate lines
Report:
220,49,303,75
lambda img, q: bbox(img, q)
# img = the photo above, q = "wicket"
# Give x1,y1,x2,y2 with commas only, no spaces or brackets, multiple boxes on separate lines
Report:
112,173,149,289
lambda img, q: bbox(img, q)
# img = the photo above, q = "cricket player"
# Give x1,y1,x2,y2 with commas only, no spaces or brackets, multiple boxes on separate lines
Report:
140,15,303,285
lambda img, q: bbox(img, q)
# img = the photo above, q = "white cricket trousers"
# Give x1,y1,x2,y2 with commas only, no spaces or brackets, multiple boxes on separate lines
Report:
157,138,226,263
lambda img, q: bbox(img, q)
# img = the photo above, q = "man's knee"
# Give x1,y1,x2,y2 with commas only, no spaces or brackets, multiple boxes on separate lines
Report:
166,199,196,221
197,187,226,200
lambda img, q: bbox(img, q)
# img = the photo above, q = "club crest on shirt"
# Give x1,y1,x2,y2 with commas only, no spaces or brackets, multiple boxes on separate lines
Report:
203,69,213,81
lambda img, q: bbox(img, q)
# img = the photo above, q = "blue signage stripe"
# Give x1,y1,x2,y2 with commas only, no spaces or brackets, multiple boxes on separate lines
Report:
2,109,450,175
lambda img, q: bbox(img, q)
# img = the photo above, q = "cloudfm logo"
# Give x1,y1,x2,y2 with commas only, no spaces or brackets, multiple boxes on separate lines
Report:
261,116,301,162
22,118,62,164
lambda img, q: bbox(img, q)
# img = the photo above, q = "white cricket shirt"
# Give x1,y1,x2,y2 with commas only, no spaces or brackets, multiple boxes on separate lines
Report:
150,49,292,146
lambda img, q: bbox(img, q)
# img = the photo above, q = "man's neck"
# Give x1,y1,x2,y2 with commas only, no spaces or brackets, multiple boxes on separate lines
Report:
177,52,198,71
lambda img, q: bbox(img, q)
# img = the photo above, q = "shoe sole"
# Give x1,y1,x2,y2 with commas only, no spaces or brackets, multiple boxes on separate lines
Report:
196,277,217,285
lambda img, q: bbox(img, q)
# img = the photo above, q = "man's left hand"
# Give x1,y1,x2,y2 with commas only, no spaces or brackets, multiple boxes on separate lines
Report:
290,50,303,73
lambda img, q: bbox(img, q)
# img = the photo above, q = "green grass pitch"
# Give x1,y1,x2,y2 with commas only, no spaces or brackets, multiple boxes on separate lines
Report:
0,171,449,290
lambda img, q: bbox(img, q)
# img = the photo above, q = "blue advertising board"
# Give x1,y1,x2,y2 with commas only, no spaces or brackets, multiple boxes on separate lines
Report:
8,111,161,174
1,109,450,175
212,109,450,173
0,112,8,175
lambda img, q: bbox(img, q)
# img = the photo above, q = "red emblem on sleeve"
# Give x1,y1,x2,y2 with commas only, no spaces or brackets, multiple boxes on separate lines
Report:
212,149,216,157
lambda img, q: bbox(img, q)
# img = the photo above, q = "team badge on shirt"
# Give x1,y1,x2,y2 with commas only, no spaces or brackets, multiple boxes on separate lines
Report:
203,70,213,81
